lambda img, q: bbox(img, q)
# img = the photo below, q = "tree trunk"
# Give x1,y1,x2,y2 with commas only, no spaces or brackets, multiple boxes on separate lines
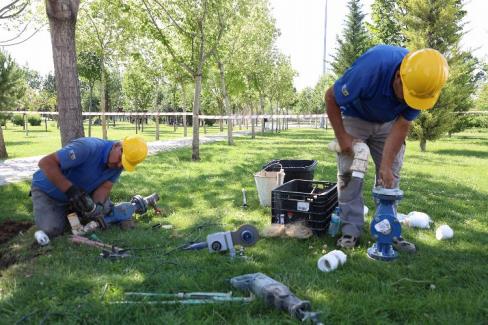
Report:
420,137,427,152
155,113,160,140
0,126,8,159
100,60,107,139
88,115,92,137
259,94,265,134
251,104,255,139
89,82,93,112
180,82,188,137
217,60,233,145
192,72,202,161
271,106,274,132
46,0,84,146
286,109,289,130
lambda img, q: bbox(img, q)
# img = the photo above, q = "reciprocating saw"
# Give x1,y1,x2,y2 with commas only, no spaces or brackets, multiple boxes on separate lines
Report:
230,273,323,324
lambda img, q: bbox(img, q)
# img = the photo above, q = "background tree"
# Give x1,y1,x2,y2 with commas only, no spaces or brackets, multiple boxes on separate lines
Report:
476,84,488,111
21,67,43,90
77,50,101,112
122,58,155,111
210,0,253,144
138,0,229,160
236,0,277,134
272,54,296,124
77,0,129,139
367,0,406,46
474,63,488,111
45,0,84,146
0,50,25,158
401,0,479,150
330,0,371,77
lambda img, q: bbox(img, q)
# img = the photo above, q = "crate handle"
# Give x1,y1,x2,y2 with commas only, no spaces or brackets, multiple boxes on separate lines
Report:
267,162,283,170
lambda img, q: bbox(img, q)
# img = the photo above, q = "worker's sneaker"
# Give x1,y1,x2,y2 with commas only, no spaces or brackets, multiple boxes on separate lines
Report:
337,234,359,249
393,236,416,253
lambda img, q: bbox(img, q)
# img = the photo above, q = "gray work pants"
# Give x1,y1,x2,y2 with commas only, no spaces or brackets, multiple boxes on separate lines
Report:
336,116,405,237
31,186,112,237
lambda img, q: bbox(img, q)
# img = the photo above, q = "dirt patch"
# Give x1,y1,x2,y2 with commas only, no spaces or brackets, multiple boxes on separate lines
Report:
0,251,18,270
0,220,33,245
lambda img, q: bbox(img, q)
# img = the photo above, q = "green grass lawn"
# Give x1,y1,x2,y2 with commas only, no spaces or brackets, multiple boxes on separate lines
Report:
1,119,231,158
0,128,487,324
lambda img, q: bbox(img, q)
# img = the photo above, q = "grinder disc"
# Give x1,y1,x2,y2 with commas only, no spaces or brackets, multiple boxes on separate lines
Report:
231,224,259,247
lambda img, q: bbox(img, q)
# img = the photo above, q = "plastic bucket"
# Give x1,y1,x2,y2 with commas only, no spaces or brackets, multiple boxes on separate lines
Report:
254,169,285,207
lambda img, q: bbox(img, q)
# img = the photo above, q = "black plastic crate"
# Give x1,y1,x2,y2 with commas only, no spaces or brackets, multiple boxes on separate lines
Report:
272,180,337,214
271,180,338,235
263,160,317,183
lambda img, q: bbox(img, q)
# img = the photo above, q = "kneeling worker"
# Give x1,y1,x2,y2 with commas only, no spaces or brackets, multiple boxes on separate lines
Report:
31,135,148,237
325,45,449,250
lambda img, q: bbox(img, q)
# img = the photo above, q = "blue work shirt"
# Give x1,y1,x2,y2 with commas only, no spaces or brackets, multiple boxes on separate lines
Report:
333,45,420,123
32,137,122,202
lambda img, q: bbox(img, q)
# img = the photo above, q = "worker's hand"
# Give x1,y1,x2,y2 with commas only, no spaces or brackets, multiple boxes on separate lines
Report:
379,166,395,188
66,185,95,214
337,133,354,156
85,203,108,230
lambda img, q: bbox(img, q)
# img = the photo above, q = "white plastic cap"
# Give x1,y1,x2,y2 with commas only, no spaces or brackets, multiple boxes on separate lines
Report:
34,230,50,246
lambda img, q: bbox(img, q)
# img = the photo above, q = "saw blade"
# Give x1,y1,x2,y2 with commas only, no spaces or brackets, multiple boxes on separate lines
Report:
231,224,259,247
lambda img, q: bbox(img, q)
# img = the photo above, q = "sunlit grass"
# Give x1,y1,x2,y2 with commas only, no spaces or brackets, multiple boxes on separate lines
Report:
1,119,233,158
0,128,486,323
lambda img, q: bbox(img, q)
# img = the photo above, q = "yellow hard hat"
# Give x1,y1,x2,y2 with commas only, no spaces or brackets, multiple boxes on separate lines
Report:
400,48,449,110
121,135,147,172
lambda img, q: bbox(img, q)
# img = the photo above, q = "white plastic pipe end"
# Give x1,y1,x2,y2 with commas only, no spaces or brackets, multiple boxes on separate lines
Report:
317,250,347,272
330,250,347,265
34,230,50,246
436,224,454,240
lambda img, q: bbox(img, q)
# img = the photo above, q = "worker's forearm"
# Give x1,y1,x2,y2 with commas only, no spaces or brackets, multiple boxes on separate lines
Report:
38,154,71,192
381,118,410,169
325,87,347,138
92,182,113,203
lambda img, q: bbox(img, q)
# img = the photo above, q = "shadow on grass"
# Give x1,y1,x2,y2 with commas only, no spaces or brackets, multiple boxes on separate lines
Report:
433,149,488,159
3,141,32,146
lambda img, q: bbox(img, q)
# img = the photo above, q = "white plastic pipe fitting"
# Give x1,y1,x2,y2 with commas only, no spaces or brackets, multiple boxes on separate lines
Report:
327,140,370,178
350,142,370,178
436,224,454,240
317,250,347,272
405,211,432,229
34,230,50,246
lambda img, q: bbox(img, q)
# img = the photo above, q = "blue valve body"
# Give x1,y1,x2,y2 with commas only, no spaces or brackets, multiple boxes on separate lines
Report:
367,188,403,262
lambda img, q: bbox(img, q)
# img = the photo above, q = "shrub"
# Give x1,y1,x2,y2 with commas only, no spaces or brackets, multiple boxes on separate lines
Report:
0,112,12,127
11,114,24,126
28,115,42,126
467,115,488,128
204,119,216,126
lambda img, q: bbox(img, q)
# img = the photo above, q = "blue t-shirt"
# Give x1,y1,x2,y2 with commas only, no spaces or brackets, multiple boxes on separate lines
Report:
32,137,122,202
333,45,420,123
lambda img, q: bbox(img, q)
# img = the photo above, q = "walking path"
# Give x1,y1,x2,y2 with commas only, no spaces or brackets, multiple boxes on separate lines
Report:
0,132,249,186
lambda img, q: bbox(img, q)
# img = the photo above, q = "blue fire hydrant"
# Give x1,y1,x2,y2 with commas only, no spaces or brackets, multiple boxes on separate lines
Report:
367,187,403,261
